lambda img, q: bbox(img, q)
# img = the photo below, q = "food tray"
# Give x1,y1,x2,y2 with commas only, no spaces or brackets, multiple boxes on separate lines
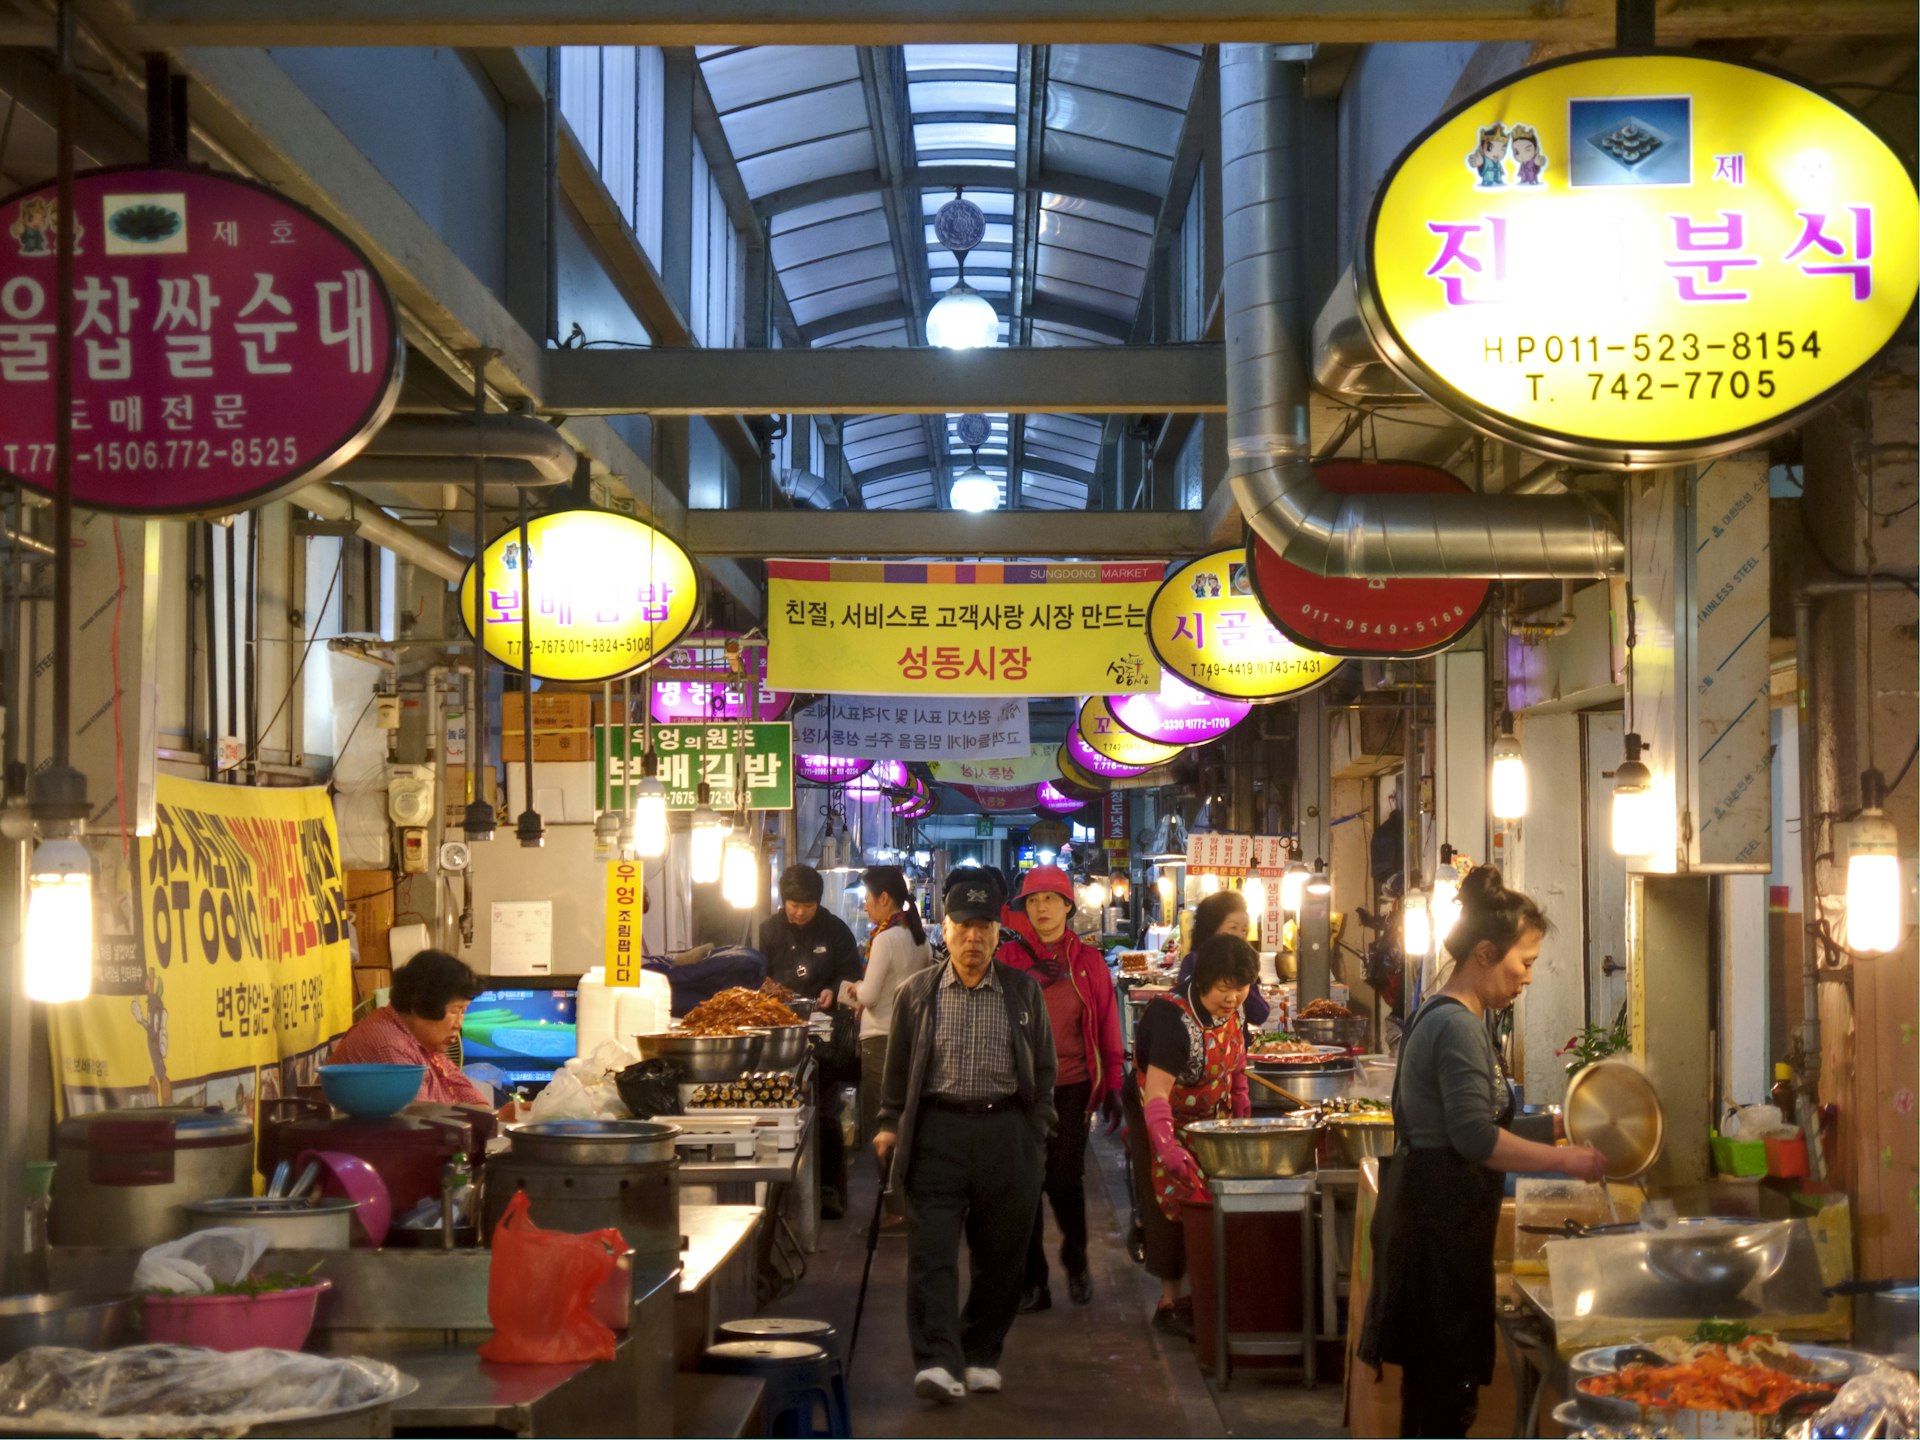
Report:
1248,1043,1350,1068
1568,1342,1865,1438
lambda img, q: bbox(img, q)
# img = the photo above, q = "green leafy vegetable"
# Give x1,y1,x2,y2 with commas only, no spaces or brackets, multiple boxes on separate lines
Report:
1691,1318,1756,1346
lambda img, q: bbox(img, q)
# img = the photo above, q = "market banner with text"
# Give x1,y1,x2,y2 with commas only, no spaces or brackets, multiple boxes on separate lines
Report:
768,560,1161,696
51,777,355,1116
928,746,1062,789
794,697,1029,761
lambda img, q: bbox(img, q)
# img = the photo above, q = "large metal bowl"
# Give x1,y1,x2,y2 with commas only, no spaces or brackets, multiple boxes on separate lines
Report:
1325,1115,1397,1167
634,1031,763,1084
742,1024,809,1071
1642,1217,1790,1303
0,1293,131,1361
1185,1117,1321,1179
1248,1062,1353,1111
1565,1059,1665,1180
508,1120,682,1166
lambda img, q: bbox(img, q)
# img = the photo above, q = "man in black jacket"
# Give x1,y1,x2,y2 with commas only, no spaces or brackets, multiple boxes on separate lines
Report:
874,869,1057,1404
759,864,864,1217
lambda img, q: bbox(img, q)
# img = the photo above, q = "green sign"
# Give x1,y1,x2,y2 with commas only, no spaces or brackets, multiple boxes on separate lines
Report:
596,723,793,811
974,817,995,839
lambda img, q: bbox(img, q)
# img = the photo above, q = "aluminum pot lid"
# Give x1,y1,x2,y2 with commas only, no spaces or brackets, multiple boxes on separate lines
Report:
1564,1059,1665,1180
56,1106,252,1143
513,1121,682,1142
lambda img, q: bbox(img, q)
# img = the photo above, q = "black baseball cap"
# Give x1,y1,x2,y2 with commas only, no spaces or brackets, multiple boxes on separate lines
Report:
944,867,1003,924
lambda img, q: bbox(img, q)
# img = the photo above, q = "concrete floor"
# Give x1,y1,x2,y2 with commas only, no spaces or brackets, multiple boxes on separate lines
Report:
758,1124,1351,1438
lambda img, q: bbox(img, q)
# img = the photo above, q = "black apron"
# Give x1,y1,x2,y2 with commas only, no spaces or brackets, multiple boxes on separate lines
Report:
1357,997,1512,1385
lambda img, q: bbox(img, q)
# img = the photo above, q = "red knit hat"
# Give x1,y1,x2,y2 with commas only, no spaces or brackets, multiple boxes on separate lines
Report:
1013,865,1075,906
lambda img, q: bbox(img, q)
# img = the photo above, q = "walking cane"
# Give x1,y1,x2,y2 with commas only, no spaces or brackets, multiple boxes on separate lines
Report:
846,1153,891,1376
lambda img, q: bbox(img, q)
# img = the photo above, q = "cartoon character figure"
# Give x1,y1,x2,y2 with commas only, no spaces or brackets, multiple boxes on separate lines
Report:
1509,125,1547,186
1468,124,1509,188
131,969,172,1106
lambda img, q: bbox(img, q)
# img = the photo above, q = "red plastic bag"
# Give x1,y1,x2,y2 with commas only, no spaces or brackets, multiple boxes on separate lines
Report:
478,1190,626,1364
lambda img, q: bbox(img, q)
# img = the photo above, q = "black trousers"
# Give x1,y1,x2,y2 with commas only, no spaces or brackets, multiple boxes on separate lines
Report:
1025,1079,1093,1288
815,1068,847,1204
904,1106,1045,1375
1400,1355,1480,1437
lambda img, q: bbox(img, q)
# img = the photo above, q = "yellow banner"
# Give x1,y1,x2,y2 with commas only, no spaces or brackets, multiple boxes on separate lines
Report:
605,859,643,987
51,776,354,1115
767,560,1161,697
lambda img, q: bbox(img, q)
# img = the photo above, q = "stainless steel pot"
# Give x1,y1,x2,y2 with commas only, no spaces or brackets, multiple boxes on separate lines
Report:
484,1153,680,1268
185,1197,359,1251
1249,1063,1354,1110
507,1120,682,1166
1848,1283,1919,1364
742,1024,809,1071
1184,1117,1321,1179
633,1032,763,1084
0,1293,131,1360
51,1108,255,1248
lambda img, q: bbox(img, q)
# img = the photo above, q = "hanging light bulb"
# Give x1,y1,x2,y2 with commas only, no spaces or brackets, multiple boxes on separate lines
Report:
722,833,759,911
630,750,669,860
1156,872,1176,918
1609,732,1656,857
1846,770,1903,954
1305,860,1332,897
689,783,726,884
1200,872,1221,896
926,280,1000,349
1279,851,1309,915
1431,871,1461,955
949,463,1000,513
1242,868,1266,944
1490,711,1528,820
25,836,93,1004
1401,888,1433,960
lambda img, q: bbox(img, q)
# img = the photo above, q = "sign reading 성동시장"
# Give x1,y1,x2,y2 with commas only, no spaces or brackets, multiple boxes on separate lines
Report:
596,722,792,811
458,510,702,683
50,776,354,1115
1148,551,1343,702
767,559,1161,696
0,166,402,516
1360,52,1919,466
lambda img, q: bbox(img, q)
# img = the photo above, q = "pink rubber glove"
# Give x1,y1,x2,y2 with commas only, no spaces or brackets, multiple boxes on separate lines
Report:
1144,1095,1206,1196
1229,1067,1252,1119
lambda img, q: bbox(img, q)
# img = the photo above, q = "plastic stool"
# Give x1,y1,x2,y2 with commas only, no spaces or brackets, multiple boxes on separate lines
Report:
717,1320,848,1428
702,1340,851,1439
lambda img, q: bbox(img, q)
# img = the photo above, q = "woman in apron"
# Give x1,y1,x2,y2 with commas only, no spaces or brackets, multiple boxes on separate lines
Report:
1123,935,1260,1337
1359,866,1607,1436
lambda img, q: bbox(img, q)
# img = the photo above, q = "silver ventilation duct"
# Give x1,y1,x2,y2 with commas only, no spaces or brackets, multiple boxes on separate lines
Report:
778,468,851,511
1218,45,1623,580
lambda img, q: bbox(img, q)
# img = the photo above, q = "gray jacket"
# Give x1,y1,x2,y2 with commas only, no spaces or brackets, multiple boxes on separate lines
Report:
876,960,1058,1190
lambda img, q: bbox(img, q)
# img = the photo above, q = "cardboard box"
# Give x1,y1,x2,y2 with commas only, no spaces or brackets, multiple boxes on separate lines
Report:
499,693,594,763
345,869,396,971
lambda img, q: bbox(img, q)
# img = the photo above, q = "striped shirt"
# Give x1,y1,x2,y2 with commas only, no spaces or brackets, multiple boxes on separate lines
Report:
925,962,1017,1103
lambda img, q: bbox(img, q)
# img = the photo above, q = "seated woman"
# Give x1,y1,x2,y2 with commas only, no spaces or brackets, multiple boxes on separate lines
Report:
1124,933,1259,1338
1174,890,1272,1027
328,949,499,1109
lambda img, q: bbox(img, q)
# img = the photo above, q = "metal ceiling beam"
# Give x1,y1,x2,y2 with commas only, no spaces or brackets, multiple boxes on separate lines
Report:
542,343,1225,415
686,507,1211,557
124,0,1917,44
754,163,1160,222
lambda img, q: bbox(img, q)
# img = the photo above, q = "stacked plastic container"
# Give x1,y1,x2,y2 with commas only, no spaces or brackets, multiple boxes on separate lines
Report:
574,968,672,1056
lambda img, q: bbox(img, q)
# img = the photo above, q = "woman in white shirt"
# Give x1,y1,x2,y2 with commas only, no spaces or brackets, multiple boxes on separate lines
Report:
854,865,931,1230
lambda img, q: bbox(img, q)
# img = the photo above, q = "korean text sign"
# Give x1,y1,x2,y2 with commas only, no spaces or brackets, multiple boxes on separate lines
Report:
793,697,1030,761
457,509,703,683
604,860,644,987
1362,53,1919,465
767,559,1161,697
0,166,402,515
50,777,354,1113
1148,551,1342,702
596,722,793,811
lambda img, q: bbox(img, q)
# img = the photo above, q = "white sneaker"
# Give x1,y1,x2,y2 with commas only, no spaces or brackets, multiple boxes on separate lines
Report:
964,1367,1002,1393
914,1367,966,1403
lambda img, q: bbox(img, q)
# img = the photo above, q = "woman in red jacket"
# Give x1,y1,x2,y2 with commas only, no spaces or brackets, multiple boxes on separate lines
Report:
996,865,1125,1312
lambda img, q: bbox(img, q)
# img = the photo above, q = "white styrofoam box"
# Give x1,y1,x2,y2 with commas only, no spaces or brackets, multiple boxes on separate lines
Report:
505,761,599,823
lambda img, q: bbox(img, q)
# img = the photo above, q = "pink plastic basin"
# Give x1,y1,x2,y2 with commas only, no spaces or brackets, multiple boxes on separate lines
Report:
140,1281,331,1352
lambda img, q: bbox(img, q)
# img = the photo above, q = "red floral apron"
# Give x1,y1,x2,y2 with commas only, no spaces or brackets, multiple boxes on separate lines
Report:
1144,993,1245,1220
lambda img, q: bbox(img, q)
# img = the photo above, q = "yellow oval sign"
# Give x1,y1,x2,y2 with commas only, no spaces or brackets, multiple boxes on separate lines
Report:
1361,53,1920,466
457,509,702,682
1076,698,1186,768
1148,551,1342,702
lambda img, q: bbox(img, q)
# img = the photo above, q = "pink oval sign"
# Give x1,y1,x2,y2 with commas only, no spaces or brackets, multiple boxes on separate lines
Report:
1110,671,1252,746
957,783,1041,813
1037,782,1087,814
1064,728,1151,780
0,166,403,515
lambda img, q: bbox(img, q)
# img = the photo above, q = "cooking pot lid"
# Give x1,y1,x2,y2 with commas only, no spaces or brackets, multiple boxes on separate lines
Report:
1564,1059,1665,1180
57,1106,252,1142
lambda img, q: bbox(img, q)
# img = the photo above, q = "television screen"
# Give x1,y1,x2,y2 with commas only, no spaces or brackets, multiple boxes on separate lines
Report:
461,985,578,1090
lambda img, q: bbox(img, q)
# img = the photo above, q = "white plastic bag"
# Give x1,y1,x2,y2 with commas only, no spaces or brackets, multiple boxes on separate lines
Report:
132,1227,270,1295
579,1038,640,1084
527,1068,596,1123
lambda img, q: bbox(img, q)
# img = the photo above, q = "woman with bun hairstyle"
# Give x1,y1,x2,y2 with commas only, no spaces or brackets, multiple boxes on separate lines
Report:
1360,866,1607,1436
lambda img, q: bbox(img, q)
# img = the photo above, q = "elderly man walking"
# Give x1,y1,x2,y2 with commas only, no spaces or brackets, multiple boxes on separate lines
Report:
873,867,1057,1404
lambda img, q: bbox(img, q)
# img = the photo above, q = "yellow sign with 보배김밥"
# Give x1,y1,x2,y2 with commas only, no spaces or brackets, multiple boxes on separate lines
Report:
1148,552,1343,702
767,559,1160,697
49,776,354,1115
457,510,702,683
604,860,643,987
1361,52,1920,466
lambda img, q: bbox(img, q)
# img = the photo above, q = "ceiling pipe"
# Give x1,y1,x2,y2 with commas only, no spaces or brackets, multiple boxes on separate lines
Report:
1219,45,1624,580
777,467,852,511
1311,264,1425,403
293,483,467,584
351,412,575,487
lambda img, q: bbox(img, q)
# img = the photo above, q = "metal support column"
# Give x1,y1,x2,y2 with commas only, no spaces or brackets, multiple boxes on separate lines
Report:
1296,689,1331,1004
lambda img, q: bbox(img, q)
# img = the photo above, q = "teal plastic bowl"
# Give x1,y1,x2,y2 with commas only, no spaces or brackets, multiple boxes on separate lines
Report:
319,1063,425,1117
